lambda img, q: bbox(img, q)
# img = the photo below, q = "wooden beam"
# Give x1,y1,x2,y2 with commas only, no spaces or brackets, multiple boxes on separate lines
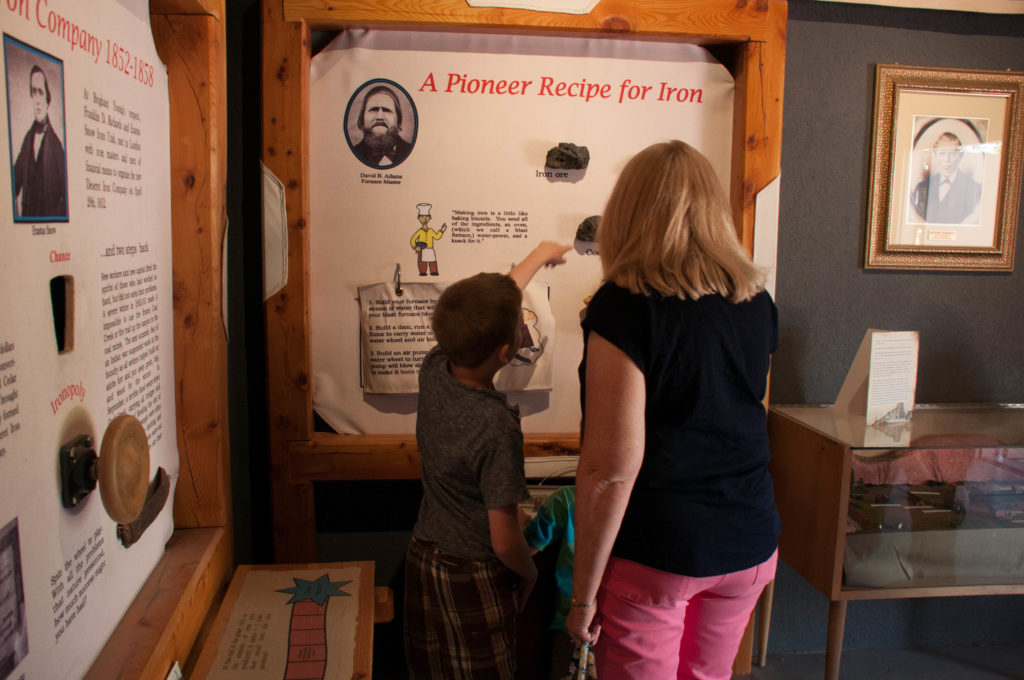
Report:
282,0,773,41
263,0,316,563
153,8,232,529
374,586,395,623
288,433,580,481
839,583,1024,601
150,0,221,19
84,528,233,680
730,0,787,252
292,435,422,481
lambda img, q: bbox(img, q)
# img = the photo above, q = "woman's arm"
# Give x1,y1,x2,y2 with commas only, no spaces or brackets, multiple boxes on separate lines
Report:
566,331,646,643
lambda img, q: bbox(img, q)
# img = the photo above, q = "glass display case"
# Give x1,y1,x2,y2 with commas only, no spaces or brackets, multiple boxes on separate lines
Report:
767,404,1024,680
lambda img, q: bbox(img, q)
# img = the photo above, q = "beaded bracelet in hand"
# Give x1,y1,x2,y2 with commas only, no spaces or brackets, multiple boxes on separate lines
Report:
570,593,594,608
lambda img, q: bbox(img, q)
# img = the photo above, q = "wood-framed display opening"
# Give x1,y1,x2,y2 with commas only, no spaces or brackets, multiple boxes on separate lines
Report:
262,0,788,563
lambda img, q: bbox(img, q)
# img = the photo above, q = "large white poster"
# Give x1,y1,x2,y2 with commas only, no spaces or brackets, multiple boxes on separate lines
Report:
310,30,734,434
0,1,175,678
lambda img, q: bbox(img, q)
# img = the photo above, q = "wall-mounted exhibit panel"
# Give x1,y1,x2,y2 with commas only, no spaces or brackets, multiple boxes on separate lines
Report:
1,1,232,678
0,1,178,676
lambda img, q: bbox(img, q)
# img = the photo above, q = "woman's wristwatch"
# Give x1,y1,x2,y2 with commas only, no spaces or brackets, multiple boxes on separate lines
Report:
570,593,594,608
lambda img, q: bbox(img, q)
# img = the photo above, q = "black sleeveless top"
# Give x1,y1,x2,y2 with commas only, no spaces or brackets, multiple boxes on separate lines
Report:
580,282,781,577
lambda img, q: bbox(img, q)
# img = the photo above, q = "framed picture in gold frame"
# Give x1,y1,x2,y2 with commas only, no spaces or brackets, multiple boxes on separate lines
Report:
864,64,1024,270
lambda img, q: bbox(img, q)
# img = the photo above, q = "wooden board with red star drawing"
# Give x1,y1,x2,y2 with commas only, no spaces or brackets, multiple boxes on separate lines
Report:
191,562,374,680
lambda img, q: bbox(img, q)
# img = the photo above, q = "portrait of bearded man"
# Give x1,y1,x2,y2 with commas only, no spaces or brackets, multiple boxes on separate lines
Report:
351,84,413,168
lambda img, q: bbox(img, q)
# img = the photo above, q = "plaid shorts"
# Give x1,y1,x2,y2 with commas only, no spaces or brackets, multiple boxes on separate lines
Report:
404,537,519,679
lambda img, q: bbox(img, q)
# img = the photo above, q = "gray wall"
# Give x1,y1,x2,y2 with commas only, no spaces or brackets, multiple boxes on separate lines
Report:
768,0,1024,654
772,1,1024,406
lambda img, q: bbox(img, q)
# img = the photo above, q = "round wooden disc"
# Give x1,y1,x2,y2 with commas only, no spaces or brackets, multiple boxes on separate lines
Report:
97,414,150,523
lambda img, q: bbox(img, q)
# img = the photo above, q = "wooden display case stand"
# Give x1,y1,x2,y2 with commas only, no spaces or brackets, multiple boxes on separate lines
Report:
768,405,1024,680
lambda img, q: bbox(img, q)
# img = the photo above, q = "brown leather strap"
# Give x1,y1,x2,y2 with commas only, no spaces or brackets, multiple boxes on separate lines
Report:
116,467,170,548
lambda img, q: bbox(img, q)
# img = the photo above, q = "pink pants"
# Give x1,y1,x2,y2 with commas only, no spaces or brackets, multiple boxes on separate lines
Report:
594,550,777,680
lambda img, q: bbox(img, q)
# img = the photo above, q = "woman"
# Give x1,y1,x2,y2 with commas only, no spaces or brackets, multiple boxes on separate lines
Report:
566,140,780,680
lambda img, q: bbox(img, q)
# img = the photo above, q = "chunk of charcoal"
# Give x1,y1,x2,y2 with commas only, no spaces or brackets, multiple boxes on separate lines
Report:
576,215,600,242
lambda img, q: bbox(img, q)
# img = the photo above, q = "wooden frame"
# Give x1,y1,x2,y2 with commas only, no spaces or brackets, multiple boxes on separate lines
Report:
85,1,233,678
263,0,788,564
865,64,1024,271
263,3,786,674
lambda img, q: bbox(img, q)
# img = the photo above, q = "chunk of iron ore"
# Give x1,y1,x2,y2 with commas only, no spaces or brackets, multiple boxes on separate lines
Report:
545,143,590,170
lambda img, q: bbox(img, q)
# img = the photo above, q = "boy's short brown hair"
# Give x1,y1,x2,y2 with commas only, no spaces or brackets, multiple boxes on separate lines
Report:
431,273,522,368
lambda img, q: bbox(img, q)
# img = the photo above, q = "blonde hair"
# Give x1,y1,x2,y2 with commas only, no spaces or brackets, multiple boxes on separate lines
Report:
599,140,765,302
431,273,522,368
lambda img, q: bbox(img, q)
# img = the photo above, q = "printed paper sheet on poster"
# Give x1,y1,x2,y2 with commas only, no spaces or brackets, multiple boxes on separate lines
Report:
358,281,555,394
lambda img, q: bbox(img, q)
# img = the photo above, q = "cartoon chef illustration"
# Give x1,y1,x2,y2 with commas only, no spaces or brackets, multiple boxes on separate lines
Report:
409,202,446,276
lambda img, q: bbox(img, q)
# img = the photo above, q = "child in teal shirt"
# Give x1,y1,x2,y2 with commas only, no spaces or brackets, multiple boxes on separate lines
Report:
524,485,577,679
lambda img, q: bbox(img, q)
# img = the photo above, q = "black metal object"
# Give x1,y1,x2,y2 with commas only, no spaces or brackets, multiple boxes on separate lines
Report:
59,433,97,509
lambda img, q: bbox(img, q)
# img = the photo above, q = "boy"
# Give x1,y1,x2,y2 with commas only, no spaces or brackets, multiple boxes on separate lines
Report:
404,241,571,679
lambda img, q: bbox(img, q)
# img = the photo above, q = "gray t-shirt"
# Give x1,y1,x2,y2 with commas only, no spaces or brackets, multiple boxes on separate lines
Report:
413,346,529,561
